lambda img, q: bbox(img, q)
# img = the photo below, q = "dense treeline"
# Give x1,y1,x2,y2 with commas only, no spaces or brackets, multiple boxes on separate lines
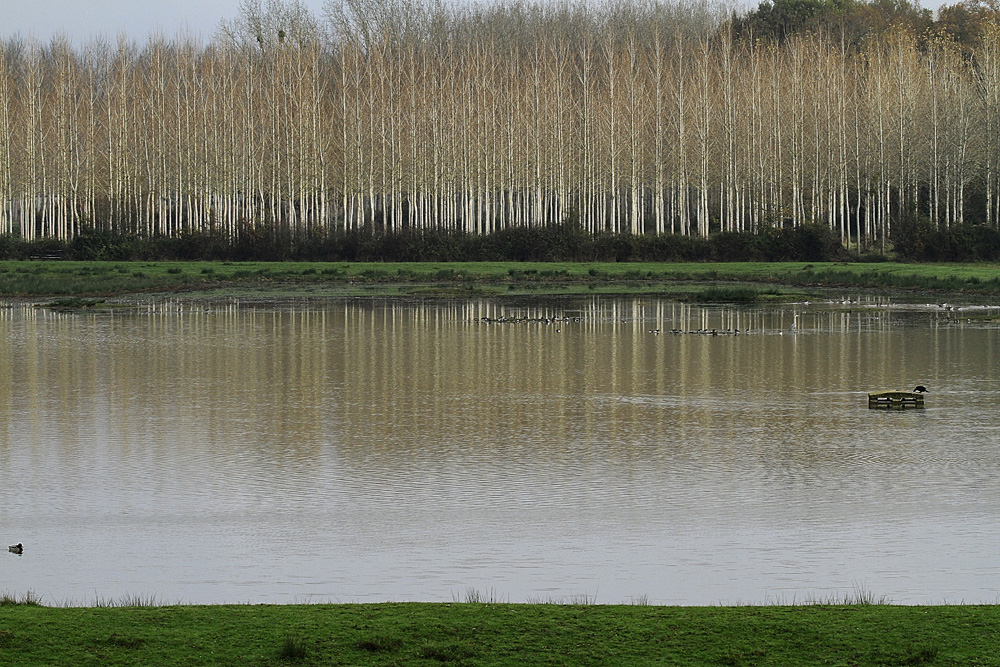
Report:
2,219,997,262
2,0,1000,255
0,222,851,262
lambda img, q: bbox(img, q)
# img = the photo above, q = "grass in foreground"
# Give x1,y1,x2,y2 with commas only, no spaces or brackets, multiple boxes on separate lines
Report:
1,260,1000,299
1,601,998,666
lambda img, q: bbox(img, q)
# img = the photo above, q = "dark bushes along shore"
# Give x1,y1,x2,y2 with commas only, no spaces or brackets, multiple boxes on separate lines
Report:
2,220,997,264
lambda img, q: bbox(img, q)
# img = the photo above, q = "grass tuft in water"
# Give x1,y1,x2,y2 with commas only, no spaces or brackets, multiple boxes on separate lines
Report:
0,590,42,607
807,583,892,606
45,297,105,309
91,593,160,608
462,587,505,604
525,592,598,605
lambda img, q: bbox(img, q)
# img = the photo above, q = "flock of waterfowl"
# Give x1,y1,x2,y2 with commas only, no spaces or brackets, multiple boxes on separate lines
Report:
646,328,753,335
475,315,769,335
475,315,583,325
472,298,997,334
474,311,795,335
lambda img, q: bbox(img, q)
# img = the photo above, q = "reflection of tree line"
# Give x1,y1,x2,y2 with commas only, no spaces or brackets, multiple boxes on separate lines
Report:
0,296,908,338
0,297,933,475
3,0,1000,250
328,299,895,468
416,297,901,334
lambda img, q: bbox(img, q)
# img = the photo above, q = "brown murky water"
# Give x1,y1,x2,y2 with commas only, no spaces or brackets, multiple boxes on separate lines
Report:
1,296,998,605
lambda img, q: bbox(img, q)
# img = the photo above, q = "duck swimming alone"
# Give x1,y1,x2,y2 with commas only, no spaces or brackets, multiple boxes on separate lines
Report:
913,385,928,393
8,543,23,554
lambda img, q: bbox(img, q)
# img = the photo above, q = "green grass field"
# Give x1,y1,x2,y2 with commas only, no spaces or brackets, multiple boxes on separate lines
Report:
2,260,1000,299
2,600,998,666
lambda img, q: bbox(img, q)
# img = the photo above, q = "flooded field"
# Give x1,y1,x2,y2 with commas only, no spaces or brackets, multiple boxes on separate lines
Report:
1,296,998,605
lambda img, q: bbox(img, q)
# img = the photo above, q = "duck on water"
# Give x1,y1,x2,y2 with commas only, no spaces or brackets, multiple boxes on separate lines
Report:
8,543,23,554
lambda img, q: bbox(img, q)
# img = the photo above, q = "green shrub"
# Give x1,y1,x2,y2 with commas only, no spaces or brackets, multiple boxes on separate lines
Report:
0,220,876,263
278,634,307,661
894,220,1000,262
356,635,403,653
69,228,140,261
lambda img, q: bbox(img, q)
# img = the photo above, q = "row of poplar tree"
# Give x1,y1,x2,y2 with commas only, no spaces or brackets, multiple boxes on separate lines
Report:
2,0,999,249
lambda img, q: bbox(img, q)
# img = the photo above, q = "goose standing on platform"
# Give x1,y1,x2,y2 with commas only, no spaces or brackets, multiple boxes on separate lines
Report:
8,543,23,554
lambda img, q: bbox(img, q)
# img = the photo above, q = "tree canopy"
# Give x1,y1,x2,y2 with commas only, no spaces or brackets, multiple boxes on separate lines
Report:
731,0,933,45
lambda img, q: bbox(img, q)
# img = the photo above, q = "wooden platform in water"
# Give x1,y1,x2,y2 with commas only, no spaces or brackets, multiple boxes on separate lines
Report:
868,390,925,408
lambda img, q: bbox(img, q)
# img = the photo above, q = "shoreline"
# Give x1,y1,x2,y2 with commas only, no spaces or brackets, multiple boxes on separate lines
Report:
2,260,1000,303
1,600,997,665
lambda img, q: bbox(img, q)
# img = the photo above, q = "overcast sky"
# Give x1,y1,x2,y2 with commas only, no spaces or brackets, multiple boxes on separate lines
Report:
3,0,946,45
1,0,329,44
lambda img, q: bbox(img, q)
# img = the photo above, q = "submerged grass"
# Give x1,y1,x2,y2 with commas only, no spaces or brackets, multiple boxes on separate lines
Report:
1,260,999,299
0,601,997,666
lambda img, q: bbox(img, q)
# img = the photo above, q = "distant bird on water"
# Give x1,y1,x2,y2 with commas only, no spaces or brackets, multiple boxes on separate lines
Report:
8,543,23,554
914,385,928,393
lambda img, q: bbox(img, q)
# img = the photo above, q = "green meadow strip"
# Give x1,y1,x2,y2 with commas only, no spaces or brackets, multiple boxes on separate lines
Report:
1,260,999,298
1,602,998,666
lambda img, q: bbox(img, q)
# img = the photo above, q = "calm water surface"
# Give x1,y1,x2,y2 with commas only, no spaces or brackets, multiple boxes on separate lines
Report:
1,296,998,605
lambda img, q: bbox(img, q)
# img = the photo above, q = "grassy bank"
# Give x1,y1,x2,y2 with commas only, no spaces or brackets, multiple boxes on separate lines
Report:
1,601,997,666
2,260,1000,299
